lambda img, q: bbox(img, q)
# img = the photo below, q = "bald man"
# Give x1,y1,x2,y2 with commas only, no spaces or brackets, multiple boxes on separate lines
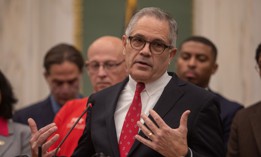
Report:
87,36,127,92
28,36,128,157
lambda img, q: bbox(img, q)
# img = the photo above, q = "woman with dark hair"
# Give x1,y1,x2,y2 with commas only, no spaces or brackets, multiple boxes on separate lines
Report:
0,70,30,157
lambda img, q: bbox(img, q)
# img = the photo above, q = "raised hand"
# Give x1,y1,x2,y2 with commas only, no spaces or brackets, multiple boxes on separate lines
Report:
135,109,191,157
28,118,59,157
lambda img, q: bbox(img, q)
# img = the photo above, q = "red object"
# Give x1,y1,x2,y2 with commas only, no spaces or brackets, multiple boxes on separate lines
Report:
119,82,145,157
0,117,8,136
48,97,88,156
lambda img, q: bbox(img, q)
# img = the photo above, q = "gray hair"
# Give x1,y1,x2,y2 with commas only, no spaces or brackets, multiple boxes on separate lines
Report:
125,7,178,47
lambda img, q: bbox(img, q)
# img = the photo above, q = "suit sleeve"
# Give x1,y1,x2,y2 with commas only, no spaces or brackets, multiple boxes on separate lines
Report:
189,98,225,157
226,112,240,157
13,110,28,125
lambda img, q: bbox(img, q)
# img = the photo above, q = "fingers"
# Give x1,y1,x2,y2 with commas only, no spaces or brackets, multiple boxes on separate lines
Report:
41,134,59,152
137,121,154,139
140,109,191,135
139,109,190,139
30,123,56,145
37,125,57,147
140,112,159,134
28,118,38,134
139,110,171,136
149,109,190,131
148,110,166,128
179,110,190,132
46,148,59,157
29,122,57,156
28,118,59,157
135,134,154,148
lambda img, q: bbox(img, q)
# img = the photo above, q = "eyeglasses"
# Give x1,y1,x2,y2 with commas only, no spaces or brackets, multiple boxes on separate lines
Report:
85,60,125,73
128,36,172,55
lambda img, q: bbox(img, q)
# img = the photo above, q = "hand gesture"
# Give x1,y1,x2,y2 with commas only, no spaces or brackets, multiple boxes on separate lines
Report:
135,110,190,157
28,118,59,157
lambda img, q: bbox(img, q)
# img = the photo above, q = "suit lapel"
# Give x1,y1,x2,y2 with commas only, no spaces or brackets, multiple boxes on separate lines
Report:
0,121,15,156
128,74,186,156
106,79,128,157
153,74,185,118
250,103,261,155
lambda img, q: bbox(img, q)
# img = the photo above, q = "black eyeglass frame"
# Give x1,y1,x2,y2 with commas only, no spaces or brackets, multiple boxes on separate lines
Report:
128,36,173,55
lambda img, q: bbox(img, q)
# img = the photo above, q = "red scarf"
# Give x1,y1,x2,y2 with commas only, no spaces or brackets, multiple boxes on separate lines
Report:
0,117,8,136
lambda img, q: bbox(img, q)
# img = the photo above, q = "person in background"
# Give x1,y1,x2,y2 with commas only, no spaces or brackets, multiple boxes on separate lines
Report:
175,36,243,148
73,7,225,157
28,36,128,157
227,43,261,157
13,43,84,129
0,70,31,157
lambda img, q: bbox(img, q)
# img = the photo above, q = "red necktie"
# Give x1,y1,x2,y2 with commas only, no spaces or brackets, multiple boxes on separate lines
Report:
119,82,145,157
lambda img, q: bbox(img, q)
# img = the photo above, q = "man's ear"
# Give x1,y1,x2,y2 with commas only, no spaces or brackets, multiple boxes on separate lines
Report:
212,63,218,75
44,71,49,81
168,48,177,63
122,35,128,51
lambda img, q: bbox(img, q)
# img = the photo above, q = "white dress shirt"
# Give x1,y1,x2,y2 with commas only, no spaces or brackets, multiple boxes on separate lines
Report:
114,72,171,141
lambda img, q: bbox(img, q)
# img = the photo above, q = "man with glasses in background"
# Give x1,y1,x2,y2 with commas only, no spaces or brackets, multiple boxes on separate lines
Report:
28,36,128,157
85,36,126,92
227,43,261,157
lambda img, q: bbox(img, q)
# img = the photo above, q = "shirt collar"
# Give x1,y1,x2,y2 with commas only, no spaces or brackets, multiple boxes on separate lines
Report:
50,95,61,114
128,71,171,96
50,94,83,114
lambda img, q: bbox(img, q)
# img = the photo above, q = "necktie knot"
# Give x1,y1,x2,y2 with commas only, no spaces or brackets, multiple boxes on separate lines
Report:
136,82,145,94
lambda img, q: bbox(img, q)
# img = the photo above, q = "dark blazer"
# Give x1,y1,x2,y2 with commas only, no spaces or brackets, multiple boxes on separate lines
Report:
13,96,55,129
73,74,225,157
211,92,243,145
227,101,261,157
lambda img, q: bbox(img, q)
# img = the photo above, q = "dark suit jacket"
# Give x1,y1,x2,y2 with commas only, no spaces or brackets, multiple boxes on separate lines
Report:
227,101,261,157
73,74,225,157
13,96,55,129
211,92,243,145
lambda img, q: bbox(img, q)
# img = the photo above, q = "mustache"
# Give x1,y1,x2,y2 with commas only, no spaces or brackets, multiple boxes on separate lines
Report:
133,59,152,67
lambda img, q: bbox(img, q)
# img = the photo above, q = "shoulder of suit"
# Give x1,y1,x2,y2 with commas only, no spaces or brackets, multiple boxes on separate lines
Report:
245,101,261,111
211,91,243,108
15,97,51,113
237,101,261,116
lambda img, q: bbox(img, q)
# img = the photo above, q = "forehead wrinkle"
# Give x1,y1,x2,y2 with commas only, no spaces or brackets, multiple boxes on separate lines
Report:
130,16,170,44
